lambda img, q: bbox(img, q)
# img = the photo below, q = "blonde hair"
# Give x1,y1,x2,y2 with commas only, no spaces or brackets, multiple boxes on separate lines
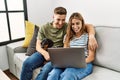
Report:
64,12,86,47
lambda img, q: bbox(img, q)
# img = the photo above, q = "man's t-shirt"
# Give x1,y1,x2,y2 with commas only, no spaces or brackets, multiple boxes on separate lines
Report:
37,22,67,47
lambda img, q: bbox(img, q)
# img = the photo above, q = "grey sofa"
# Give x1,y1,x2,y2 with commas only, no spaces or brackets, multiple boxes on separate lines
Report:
7,26,120,80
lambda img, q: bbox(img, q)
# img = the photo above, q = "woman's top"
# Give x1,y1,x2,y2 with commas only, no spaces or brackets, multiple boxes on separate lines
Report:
64,33,88,57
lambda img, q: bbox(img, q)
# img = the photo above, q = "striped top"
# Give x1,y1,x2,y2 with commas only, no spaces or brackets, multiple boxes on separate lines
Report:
70,33,88,48
64,33,88,57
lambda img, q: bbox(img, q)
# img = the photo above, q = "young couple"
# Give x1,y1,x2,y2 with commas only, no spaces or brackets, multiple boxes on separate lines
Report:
20,7,98,80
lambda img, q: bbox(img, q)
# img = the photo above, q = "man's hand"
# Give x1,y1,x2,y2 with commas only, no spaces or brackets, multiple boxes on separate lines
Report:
43,52,50,61
88,34,98,50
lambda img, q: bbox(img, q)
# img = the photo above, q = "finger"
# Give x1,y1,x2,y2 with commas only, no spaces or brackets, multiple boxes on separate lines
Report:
93,44,98,51
88,44,94,51
94,42,98,49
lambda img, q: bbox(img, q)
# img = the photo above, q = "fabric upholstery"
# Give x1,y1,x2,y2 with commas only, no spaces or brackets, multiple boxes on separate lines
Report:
22,21,35,47
6,41,24,77
83,66,120,80
25,25,39,56
14,46,27,53
93,26,120,72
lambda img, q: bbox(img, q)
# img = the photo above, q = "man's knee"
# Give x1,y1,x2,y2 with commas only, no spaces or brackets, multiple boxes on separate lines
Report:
22,57,37,70
23,58,32,67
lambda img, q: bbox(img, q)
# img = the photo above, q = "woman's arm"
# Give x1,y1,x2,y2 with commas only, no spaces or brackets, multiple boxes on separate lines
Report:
85,24,98,50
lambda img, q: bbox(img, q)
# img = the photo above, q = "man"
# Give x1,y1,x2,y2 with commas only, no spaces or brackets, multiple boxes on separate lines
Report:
20,7,98,80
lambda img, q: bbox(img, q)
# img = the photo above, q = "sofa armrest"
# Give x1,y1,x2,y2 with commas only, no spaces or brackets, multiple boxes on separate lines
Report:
6,40,26,76
14,46,27,53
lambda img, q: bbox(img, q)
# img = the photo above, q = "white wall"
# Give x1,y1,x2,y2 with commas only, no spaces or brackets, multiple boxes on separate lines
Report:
27,0,120,27
0,46,9,70
55,0,120,27
27,0,54,25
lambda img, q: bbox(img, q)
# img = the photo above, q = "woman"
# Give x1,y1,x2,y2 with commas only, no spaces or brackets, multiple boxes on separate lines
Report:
47,12,96,80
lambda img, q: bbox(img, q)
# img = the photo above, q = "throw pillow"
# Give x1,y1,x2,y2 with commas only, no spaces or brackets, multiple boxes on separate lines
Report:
22,21,35,47
25,25,39,56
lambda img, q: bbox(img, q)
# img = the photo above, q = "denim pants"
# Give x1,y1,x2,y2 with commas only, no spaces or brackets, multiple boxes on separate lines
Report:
35,62,53,80
20,52,45,80
47,63,93,80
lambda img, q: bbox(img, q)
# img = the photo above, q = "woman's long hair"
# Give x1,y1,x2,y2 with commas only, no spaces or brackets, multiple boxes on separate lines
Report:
64,12,86,47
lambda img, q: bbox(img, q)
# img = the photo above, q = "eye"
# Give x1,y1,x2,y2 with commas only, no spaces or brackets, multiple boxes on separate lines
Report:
62,19,65,22
72,23,75,25
57,19,60,21
76,22,80,25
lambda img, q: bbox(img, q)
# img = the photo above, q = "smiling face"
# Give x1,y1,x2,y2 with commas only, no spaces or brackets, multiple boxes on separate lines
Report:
65,12,85,43
53,14,66,29
71,18,82,34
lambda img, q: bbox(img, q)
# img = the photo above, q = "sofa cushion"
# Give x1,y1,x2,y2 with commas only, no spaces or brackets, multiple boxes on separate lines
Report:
22,21,35,48
14,46,27,53
93,26,120,72
83,66,120,80
26,25,39,56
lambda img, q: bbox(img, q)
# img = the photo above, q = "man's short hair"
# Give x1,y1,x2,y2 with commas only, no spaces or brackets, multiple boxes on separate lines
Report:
54,7,67,15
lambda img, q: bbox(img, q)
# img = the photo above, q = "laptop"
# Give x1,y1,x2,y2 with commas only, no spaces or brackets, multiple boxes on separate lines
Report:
48,47,86,68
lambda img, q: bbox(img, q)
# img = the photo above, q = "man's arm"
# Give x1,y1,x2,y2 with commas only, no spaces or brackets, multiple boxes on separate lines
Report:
36,39,50,61
85,24,98,50
85,24,95,35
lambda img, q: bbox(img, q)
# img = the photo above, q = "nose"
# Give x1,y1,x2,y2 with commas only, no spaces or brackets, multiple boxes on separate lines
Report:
59,21,63,25
73,24,77,28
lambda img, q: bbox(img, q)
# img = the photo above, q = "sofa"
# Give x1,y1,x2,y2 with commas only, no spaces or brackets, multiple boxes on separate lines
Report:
6,26,120,80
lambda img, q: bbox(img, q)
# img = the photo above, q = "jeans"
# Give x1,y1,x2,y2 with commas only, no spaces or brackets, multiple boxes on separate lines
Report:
48,63,93,80
35,62,53,80
20,52,45,80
